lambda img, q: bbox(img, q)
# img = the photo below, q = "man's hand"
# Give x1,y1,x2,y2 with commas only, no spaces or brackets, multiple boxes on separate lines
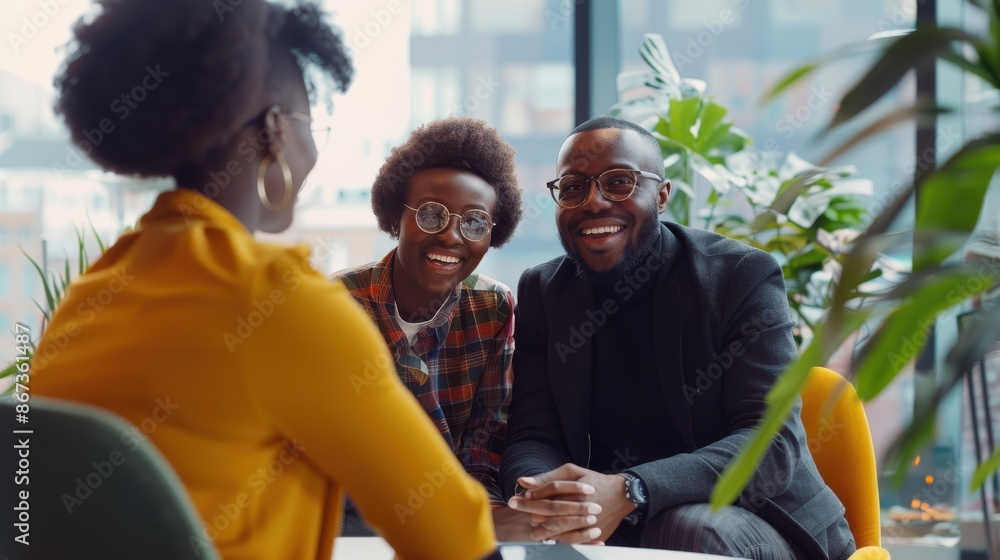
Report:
491,505,599,543
508,463,635,543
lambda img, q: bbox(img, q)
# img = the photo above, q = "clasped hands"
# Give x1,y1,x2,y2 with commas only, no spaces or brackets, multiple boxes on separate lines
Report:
494,463,636,544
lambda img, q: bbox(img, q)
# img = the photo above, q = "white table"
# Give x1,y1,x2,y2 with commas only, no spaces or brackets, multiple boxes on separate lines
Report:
333,537,740,559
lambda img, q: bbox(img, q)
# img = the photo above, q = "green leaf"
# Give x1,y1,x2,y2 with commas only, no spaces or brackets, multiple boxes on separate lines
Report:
0,361,18,381
715,126,751,154
695,101,729,154
947,295,1000,387
639,33,683,90
51,271,63,304
88,216,106,254
711,309,870,509
710,368,803,508
819,102,949,166
831,186,913,306
914,137,1000,270
786,248,828,272
972,448,1000,491
854,266,997,399
666,97,701,147
74,227,84,274
753,172,824,232
788,196,831,229
761,64,818,105
21,248,55,315
63,257,71,291
856,268,884,285
668,191,692,225
830,27,977,130
32,299,49,322
941,44,999,85
761,33,906,105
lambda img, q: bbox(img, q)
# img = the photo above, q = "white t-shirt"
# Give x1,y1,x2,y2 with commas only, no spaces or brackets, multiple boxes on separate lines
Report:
395,306,434,345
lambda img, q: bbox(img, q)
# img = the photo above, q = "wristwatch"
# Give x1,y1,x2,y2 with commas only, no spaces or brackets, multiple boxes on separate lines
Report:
618,472,648,525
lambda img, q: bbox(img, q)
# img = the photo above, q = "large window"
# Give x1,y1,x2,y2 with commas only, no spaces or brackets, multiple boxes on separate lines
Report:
0,2,575,365
267,0,574,291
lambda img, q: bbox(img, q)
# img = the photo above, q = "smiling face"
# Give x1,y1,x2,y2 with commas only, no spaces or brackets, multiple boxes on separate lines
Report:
392,167,497,321
555,128,670,280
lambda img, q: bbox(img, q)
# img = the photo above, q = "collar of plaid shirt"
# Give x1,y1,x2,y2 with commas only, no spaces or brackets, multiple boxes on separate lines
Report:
356,249,463,385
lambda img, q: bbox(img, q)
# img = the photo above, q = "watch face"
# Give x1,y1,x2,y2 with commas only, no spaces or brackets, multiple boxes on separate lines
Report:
629,477,648,503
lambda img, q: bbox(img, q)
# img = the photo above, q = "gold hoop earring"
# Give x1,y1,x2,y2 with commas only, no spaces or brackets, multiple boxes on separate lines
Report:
257,152,293,212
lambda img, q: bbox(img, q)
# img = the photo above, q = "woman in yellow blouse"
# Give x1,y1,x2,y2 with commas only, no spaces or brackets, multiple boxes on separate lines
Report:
29,0,496,558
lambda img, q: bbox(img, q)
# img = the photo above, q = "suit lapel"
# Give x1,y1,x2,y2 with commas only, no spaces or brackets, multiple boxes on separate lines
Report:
543,258,594,466
651,224,697,450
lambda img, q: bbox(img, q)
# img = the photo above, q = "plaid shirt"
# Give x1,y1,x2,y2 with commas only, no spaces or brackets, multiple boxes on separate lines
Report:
333,250,514,504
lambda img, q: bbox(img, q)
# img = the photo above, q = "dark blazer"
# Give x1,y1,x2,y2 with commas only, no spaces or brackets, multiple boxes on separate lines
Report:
501,222,855,560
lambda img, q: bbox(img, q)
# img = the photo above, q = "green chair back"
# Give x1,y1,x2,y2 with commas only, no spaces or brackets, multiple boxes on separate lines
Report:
1,396,219,559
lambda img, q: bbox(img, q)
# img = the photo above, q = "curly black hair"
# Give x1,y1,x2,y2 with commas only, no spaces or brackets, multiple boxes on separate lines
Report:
371,116,523,248
54,0,352,178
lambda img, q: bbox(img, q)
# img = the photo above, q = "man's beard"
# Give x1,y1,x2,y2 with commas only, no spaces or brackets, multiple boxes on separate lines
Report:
561,214,661,286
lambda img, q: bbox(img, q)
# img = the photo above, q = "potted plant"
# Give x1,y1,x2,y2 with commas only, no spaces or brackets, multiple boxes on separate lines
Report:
1,225,108,392
610,34,884,348
708,0,1000,511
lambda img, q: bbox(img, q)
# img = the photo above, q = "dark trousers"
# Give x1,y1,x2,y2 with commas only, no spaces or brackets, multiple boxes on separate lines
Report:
609,503,807,560
339,498,377,537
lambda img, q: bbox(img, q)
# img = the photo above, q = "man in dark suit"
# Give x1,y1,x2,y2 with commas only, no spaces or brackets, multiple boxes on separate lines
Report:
500,117,856,559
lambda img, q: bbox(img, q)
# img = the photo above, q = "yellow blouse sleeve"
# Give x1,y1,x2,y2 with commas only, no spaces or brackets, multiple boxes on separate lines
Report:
245,253,496,560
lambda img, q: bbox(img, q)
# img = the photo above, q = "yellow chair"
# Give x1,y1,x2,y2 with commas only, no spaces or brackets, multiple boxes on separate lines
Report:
801,366,890,560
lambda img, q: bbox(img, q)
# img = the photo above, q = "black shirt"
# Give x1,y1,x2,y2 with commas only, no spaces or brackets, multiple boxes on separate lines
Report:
587,261,687,476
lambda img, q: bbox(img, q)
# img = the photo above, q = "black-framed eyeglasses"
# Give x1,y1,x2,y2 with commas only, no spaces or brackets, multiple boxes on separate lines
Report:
402,201,495,242
546,168,663,208
282,109,332,153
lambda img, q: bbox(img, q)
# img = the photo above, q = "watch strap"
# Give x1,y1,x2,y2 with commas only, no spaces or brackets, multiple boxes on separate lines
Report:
619,472,647,525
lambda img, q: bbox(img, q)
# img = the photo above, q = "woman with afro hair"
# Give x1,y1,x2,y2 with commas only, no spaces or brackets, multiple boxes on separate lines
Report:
333,116,600,541
29,1,498,558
